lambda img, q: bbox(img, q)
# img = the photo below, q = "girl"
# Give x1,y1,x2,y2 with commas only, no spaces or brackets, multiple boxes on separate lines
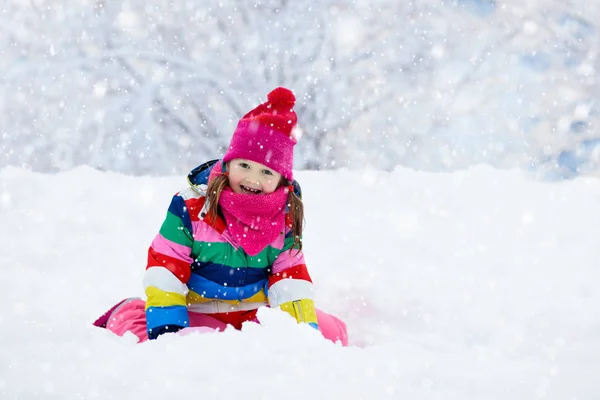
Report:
94,87,348,346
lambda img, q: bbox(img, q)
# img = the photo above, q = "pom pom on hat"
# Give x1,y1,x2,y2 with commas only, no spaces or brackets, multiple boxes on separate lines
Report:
267,87,296,107
240,87,298,138
223,87,299,181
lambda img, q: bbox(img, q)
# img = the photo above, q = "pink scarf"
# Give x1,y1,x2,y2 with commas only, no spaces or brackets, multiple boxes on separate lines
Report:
208,161,288,256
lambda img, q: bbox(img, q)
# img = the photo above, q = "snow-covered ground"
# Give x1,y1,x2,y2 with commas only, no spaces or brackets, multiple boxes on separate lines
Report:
1,165,599,399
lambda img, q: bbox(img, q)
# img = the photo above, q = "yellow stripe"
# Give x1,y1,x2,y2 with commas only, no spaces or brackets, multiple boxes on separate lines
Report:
244,290,268,303
279,299,318,325
145,286,187,310
187,289,267,304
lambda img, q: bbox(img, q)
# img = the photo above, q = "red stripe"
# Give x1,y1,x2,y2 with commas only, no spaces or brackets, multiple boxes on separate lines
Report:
182,194,228,232
201,208,227,234
184,193,228,233
184,196,206,222
210,310,258,330
268,264,312,287
147,247,191,283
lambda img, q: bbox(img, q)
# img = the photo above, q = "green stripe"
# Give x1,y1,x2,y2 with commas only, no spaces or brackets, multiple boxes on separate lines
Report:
282,233,302,252
192,241,281,268
159,211,193,246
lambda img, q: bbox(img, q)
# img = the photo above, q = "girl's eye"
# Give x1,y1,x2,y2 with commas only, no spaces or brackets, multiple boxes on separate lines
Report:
262,169,273,176
239,163,249,169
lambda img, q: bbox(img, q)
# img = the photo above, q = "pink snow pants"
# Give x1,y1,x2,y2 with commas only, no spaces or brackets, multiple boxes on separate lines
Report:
94,298,348,346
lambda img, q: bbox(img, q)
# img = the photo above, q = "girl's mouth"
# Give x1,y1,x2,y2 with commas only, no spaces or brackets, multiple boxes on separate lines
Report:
240,185,262,195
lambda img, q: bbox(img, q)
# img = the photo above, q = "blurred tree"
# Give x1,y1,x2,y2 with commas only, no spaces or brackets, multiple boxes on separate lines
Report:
0,0,598,178
0,0,390,174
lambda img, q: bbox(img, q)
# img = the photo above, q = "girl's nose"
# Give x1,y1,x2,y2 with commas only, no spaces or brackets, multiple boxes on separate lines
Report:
244,176,260,185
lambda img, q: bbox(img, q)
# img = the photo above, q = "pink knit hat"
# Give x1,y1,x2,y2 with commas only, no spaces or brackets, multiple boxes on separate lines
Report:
222,87,298,181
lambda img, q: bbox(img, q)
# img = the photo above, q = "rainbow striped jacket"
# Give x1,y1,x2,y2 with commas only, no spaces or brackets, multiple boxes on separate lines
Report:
144,161,317,339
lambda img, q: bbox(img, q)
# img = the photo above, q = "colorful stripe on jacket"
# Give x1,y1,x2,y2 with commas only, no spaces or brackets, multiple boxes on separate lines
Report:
144,186,318,339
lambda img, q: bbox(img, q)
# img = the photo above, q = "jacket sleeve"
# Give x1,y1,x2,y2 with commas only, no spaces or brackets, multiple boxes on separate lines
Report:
267,230,318,329
143,194,194,339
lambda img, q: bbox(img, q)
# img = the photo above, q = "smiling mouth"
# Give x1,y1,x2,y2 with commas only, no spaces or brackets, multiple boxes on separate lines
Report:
240,185,262,195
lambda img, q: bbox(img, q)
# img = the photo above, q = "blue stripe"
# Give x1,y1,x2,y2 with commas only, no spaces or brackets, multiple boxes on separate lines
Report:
146,305,189,334
168,195,193,235
191,261,269,287
187,273,266,301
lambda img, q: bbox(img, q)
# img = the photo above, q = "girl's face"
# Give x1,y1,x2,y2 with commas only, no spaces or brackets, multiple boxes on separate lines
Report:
227,158,282,195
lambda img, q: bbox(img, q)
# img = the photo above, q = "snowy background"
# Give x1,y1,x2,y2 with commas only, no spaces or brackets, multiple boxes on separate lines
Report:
1,0,600,178
1,166,599,399
2,1,600,398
